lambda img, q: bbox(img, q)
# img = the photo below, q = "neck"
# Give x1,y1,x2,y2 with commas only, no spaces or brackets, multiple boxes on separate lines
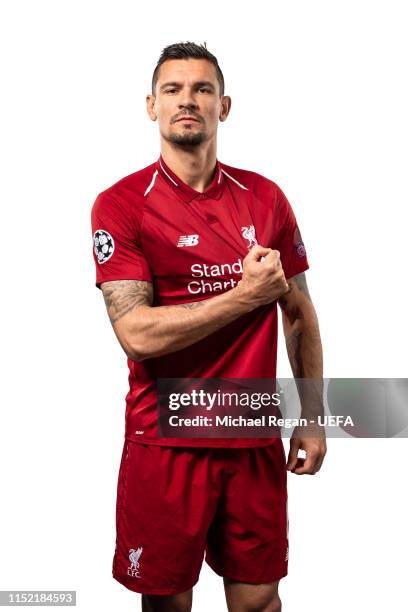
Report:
160,141,217,193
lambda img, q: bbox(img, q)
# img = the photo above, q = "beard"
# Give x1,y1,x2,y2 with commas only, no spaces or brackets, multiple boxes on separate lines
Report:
165,127,207,147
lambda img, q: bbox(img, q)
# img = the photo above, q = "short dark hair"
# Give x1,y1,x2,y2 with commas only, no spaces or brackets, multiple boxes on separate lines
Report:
152,41,225,96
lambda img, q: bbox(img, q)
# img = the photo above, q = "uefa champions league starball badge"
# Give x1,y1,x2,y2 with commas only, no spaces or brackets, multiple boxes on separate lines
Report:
93,229,114,264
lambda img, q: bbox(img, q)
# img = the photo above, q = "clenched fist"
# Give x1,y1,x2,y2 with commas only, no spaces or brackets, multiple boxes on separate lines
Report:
237,245,289,309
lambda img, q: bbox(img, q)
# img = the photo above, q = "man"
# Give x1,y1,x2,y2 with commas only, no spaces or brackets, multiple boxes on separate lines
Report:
91,41,326,612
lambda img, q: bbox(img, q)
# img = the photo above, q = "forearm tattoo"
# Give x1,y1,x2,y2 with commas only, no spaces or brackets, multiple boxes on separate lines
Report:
175,301,205,310
285,328,304,378
101,280,153,325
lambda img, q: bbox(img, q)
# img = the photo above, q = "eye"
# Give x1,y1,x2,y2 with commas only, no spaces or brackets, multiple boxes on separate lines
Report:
198,87,211,93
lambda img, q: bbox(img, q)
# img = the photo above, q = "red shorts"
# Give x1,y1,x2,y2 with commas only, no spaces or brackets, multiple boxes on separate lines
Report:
113,440,289,595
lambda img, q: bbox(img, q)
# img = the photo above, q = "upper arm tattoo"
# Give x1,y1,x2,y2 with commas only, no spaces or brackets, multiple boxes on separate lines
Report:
291,272,311,299
279,272,311,306
101,280,153,325
279,273,317,377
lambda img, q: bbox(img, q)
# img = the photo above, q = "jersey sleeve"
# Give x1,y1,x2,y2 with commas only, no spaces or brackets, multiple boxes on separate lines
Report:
273,186,309,280
91,191,152,289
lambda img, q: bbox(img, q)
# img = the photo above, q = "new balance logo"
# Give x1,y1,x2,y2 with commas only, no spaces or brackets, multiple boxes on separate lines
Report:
177,234,199,247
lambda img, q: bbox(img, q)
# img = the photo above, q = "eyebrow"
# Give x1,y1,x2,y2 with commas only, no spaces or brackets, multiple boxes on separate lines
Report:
160,80,216,91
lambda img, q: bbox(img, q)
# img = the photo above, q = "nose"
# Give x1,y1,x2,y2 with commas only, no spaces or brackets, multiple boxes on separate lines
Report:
178,89,198,110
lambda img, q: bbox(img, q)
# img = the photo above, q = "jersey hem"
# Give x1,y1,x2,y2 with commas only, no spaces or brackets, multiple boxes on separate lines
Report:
125,434,280,448
95,275,152,289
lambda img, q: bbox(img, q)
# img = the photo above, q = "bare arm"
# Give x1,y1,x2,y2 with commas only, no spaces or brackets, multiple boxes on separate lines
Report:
102,278,250,361
101,245,289,362
278,272,323,378
278,272,326,474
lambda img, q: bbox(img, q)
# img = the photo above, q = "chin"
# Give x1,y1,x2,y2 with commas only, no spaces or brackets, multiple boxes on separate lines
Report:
167,131,207,146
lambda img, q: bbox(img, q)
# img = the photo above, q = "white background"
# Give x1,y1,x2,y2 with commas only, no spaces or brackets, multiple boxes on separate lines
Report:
1,0,407,610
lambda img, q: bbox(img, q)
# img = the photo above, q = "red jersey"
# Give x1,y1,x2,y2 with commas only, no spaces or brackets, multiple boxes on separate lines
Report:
91,154,309,447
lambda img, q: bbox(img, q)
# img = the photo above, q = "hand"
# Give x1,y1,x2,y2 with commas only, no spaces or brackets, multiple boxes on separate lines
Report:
237,245,289,308
287,429,327,475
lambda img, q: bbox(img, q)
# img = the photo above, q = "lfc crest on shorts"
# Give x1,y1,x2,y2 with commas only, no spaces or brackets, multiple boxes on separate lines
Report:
241,225,258,249
128,547,143,578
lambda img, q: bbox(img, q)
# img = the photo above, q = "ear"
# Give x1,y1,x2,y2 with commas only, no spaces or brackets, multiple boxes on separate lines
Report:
146,94,157,121
219,95,232,122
